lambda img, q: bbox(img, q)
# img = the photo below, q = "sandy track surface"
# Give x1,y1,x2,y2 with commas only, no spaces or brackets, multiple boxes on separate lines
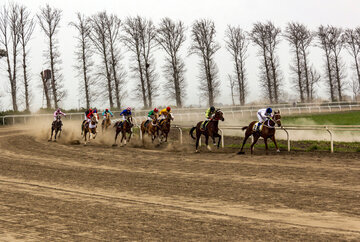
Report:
0,126,359,241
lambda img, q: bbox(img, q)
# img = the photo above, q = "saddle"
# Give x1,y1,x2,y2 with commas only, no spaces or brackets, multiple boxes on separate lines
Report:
253,122,263,132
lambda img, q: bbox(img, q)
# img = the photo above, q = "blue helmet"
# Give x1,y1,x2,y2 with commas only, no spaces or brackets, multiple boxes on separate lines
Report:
266,107,272,114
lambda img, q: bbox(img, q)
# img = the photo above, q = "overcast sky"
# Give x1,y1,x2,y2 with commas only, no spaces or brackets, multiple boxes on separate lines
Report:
0,0,359,111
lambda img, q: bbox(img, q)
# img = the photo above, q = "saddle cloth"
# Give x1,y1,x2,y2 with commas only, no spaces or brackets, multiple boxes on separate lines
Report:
89,122,96,129
252,122,263,132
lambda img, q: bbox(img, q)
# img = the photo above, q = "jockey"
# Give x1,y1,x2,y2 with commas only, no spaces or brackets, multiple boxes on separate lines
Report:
201,106,216,131
84,108,93,123
159,107,171,124
118,107,132,127
145,108,159,127
257,107,273,123
53,108,66,121
256,107,273,132
102,108,114,119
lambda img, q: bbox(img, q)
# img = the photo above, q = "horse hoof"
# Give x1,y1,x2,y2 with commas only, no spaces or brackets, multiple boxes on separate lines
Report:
207,145,212,151
53,140,57,142
237,151,245,155
48,139,52,142
112,144,118,147
195,150,199,153
277,149,280,153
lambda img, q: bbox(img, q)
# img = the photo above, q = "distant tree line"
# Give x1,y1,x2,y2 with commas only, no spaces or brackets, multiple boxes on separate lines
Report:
1,2,360,111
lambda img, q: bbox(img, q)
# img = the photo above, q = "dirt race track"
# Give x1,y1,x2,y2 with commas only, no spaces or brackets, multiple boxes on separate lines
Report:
0,125,359,241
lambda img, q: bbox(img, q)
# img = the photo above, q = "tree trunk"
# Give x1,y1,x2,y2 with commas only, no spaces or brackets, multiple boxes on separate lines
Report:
295,46,304,102
81,38,90,109
49,36,58,108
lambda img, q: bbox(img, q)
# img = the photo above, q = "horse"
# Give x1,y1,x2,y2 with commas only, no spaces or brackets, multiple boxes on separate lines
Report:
82,115,98,144
101,112,112,132
113,116,133,146
237,110,282,155
49,115,63,142
158,112,174,143
190,109,225,152
140,115,159,143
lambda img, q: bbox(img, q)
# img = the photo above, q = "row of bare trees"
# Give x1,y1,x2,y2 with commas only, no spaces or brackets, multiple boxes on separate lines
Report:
1,3,360,111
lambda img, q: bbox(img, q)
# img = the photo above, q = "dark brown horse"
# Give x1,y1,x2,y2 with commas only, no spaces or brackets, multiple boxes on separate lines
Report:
237,110,282,155
190,109,224,152
48,115,63,142
113,116,133,146
158,112,173,143
82,115,98,144
140,116,159,143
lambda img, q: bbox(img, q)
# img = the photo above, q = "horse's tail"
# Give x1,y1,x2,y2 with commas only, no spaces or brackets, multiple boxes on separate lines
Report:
189,127,196,139
242,126,248,131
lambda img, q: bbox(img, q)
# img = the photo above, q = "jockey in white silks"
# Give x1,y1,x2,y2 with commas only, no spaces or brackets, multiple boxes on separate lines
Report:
257,107,273,123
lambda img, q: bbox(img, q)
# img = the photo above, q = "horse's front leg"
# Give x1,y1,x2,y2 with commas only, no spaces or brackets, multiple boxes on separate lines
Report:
121,131,127,146
48,128,53,141
215,133,221,149
205,135,211,151
271,135,280,152
128,131,132,142
195,131,201,153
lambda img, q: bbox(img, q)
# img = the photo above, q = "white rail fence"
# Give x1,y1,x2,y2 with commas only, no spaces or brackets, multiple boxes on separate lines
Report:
2,102,360,125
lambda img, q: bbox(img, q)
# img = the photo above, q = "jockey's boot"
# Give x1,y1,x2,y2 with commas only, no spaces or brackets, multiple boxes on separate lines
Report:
81,123,84,135
144,120,149,127
200,121,207,131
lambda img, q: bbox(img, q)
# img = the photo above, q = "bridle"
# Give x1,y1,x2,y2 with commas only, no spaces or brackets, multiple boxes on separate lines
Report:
264,114,281,128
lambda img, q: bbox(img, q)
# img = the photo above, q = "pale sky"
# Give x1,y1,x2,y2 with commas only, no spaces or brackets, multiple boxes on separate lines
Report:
0,0,359,111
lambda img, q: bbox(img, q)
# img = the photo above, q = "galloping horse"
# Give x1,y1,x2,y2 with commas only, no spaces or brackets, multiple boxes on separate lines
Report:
158,112,174,143
190,109,225,152
140,116,159,143
113,116,133,146
101,112,112,132
49,115,63,142
82,115,98,144
237,110,282,155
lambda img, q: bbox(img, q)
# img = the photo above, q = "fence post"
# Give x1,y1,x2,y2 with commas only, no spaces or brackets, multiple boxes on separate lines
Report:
282,128,290,152
176,126,183,144
326,127,334,153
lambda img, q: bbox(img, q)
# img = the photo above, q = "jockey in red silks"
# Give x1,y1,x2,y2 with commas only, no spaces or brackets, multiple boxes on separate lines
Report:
53,108,66,121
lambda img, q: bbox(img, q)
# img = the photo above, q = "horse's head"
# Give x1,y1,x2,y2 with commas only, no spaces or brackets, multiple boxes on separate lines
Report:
91,115,98,124
56,115,62,122
273,110,282,127
214,109,224,121
106,112,111,119
167,112,174,121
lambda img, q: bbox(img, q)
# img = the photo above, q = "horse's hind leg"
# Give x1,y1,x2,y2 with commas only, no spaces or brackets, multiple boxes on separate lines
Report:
195,130,200,152
250,134,260,155
205,135,211,151
271,135,280,152
48,128,53,141
113,130,119,146
264,138,269,155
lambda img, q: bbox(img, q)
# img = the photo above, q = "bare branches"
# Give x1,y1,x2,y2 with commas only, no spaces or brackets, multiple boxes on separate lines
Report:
37,4,65,108
225,25,248,105
251,21,282,103
189,19,220,106
317,25,346,101
157,17,186,107
343,28,360,89
18,4,35,111
70,12,94,109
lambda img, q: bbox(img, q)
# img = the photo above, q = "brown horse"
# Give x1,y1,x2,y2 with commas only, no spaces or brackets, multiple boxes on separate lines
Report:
82,115,98,144
113,116,133,146
48,115,63,142
158,112,174,143
190,109,225,152
237,110,282,155
101,112,112,132
140,115,159,143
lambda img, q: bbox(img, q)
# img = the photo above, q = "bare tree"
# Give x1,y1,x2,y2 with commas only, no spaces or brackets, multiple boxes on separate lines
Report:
18,5,35,111
156,17,186,107
122,16,147,108
89,11,113,108
0,4,21,111
317,25,347,101
37,4,66,108
189,19,220,106
228,74,236,105
225,25,248,105
40,70,51,109
251,21,282,103
138,17,158,107
309,66,321,100
285,22,313,102
343,28,360,89
70,13,95,109
104,13,126,109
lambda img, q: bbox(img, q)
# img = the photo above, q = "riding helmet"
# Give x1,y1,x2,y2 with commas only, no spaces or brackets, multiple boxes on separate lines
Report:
166,106,171,111
127,107,131,111
210,106,215,112
266,107,272,113
154,108,159,112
